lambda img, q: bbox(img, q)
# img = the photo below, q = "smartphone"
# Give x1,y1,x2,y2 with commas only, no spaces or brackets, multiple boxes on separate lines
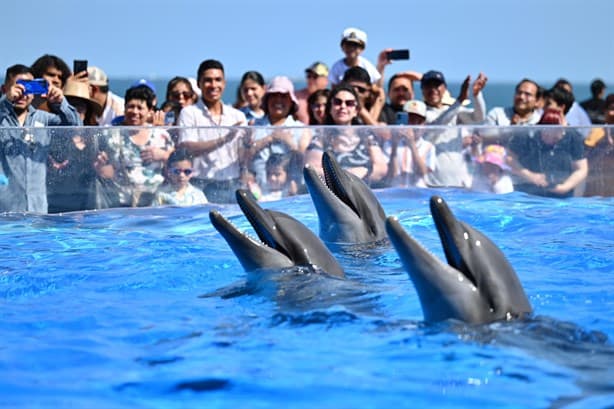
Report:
395,112,408,125
17,79,49,95
73,59,88,74
387,49,410,60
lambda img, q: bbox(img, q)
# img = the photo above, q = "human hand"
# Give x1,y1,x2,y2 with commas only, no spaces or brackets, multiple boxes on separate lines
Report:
152,110,166,126
458,75,470,103
7,82,27,103
472,72,488,97
526,170,548,187
68,70,89,83
397,70,423,82
140,146,166,162
377,48,393,71
46,84,64,105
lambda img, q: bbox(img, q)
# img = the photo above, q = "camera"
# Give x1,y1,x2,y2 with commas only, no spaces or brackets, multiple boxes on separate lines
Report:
17,79,48,95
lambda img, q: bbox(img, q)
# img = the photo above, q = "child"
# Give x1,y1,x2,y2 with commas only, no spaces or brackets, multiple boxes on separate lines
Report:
388,100,437,187
470,144,514,194
328,27,382,86
259,153,300,202
154,148,208,206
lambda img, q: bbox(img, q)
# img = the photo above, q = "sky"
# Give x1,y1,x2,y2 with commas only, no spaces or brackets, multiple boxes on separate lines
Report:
2,0,612,87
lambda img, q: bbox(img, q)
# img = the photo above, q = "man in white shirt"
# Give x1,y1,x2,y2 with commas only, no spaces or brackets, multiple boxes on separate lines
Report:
420,70,488,187
178,59,248,203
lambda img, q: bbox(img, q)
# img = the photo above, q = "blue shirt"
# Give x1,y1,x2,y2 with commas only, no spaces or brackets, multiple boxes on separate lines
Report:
0,96,81,213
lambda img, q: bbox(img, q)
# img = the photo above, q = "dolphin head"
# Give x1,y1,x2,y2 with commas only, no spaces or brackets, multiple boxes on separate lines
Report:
209,189,345,278
303,151,387,244
386,195,532,324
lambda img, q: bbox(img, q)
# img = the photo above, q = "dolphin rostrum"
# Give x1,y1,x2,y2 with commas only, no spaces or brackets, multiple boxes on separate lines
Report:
386,195,532,324
303,151,387,244
209,189,345,278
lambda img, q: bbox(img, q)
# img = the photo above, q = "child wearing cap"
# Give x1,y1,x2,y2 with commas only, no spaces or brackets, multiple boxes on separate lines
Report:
387,99,437,187
329,27,382,87
470,144,514,194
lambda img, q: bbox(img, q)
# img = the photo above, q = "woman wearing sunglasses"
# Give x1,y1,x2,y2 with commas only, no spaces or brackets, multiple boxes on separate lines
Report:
304,83,388,183
154,148,208,206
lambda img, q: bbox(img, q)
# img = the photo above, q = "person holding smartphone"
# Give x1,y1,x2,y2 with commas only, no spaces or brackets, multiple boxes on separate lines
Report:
0,64,81,213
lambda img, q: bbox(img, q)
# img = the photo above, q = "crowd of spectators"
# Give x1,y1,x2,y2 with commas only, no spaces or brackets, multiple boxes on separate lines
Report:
0,27,612,213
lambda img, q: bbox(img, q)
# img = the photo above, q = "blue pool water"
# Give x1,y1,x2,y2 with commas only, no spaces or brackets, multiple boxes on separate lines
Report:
1,188,613,408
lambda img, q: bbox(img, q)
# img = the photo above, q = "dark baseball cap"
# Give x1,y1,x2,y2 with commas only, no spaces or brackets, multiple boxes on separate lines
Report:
421,70,446,86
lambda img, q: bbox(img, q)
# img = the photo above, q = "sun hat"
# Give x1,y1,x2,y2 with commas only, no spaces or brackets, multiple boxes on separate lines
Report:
341,27,367,47
87,66,108,86
265,76,298,105
476,144,510,170
402,100,427,117
63,79,103,116
306,62,329,77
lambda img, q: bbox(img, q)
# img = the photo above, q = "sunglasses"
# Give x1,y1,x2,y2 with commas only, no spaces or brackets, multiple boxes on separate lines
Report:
170,167,193,176
171,91,193,99
332,97,357,107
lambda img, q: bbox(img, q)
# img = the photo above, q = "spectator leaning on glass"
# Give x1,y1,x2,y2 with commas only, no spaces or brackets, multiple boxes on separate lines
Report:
0,64,81,213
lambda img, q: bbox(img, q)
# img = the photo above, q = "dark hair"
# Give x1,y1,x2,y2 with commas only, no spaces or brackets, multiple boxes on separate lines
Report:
515,78,540,94
590,79,606,97
554,78,572,92
307,88,331,125
324,83,362,125
197,59,224,82
605,93,614,107
342,66,371,85
167,147,193,166
265,153,290,173
4,64,31,84
544,87,574,114
165,76,195,102
240,70,265,88
235,70,265,108
125,85,157,109
30,54,71,87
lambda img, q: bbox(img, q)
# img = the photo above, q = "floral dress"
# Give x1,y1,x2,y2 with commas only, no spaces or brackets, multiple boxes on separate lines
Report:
107,127,174,205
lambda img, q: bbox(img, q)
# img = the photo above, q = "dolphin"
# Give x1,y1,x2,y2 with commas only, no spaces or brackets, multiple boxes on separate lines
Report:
385,195,532,324
303,151,387,244
209,189,345,278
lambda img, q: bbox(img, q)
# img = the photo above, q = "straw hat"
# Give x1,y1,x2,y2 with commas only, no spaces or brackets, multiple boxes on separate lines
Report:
63,79,103,116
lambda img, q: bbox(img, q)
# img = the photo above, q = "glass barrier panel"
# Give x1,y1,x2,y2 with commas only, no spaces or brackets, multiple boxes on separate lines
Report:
1,124,612,213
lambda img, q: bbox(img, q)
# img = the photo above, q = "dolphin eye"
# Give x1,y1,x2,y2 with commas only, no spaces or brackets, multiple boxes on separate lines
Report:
475,240,481,247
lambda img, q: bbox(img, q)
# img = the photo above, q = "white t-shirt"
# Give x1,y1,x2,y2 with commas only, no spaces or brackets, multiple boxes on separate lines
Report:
178,99,247,180
328,56,381,86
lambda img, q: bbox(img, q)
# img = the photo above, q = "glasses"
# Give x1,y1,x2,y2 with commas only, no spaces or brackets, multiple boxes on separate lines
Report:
171,91,193,99
170,167,193,176
332,97,357,108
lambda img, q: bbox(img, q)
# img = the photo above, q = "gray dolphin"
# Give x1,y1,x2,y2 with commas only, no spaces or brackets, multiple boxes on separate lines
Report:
385,195,532,324
209,189,345,278
303,151,387,244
